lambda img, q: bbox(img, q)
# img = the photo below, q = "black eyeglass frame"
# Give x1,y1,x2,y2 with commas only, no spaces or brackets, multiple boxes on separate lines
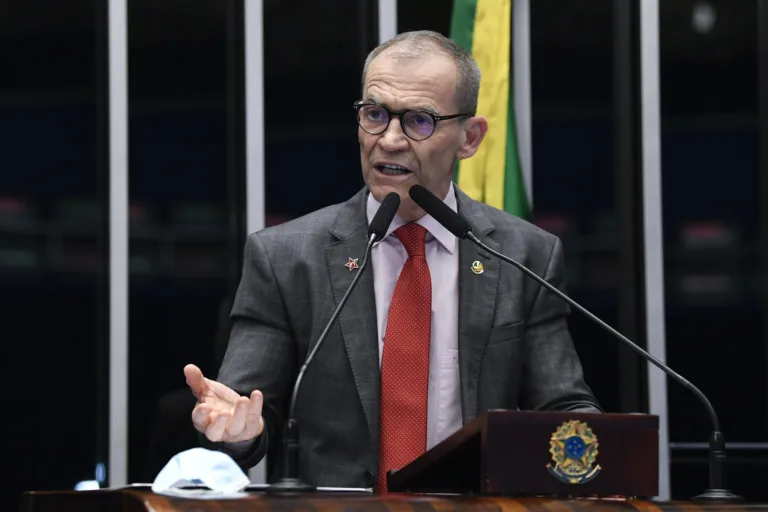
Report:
353,101,475,140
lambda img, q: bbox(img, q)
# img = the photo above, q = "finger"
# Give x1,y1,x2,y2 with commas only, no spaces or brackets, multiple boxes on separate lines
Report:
227,397,250,438
191,403,213,431
184,364,208,399
245,390,264,437
207,379,245,404
206,411,231,442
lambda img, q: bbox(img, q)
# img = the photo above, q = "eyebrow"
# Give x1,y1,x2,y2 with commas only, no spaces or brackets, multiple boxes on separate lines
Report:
363,96,440,116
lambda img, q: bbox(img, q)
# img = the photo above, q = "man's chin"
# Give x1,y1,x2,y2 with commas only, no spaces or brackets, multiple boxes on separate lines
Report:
367,184,426,221
396,200,426,222
369,183,408,203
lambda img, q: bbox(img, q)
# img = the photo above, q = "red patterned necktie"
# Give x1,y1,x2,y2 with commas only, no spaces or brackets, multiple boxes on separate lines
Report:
377,223,431,494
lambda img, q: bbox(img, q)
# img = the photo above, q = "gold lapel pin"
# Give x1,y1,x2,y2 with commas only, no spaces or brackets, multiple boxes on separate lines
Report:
471,260,484,274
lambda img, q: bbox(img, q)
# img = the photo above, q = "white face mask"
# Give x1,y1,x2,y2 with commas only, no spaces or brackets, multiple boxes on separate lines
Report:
151,448,250,498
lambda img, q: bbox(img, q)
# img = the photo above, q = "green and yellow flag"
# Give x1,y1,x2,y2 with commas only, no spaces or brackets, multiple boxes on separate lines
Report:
450,0,530,219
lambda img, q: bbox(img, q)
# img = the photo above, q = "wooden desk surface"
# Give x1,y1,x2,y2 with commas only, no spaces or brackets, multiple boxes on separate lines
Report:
20,489,768,512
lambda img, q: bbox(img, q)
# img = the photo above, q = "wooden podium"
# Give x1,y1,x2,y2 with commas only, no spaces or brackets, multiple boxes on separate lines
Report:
387,410,659,498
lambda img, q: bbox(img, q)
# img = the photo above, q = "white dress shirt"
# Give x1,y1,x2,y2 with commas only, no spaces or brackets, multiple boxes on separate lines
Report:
366,183,462,450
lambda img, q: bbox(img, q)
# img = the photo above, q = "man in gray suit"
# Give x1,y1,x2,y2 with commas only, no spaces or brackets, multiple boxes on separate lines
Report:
184,30,600,491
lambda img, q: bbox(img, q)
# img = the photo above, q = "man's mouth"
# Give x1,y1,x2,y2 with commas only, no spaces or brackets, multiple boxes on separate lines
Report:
376,163,412,176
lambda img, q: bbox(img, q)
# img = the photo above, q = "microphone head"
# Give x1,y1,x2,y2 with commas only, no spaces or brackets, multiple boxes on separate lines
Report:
368,192,401,240
409,185,471,238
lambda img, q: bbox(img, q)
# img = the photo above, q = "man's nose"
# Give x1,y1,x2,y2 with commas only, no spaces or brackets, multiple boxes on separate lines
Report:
378,117,409,150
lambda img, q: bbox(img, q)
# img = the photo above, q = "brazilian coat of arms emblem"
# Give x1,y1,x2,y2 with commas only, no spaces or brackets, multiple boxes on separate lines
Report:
546,419,602,484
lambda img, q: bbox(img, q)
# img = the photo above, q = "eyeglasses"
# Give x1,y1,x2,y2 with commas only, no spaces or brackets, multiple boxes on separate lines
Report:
353,102,473,141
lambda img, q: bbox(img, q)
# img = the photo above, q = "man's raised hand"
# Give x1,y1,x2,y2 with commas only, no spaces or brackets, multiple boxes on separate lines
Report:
184,364,264,443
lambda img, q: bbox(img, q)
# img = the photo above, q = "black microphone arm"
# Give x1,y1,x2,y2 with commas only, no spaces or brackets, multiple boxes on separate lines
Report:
465,232,739,502
267,192,400,494
468,233,718,426
408,183,741,502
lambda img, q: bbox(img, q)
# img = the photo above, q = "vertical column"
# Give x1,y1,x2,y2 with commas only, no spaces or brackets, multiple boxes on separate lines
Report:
245,0,265,236
639,0,670,500
378,0,397,43
108,0,129,488
614,0,644,415
513,0,532,205
244,0,266,484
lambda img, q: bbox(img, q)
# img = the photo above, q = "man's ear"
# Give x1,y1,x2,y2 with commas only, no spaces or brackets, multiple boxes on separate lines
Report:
456,115,488,159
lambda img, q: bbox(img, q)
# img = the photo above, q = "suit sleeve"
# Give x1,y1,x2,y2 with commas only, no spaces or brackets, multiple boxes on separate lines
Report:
202,231,297,473
519,236,602,413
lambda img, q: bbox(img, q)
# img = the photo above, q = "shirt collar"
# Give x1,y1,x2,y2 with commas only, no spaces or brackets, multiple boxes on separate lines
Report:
366,182,458,255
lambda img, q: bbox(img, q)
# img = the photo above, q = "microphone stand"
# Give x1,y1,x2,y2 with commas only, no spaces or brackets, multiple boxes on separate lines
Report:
266,236,377,494
465,232,743,502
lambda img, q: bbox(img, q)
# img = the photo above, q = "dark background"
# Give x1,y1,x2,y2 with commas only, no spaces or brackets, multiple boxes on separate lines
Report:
1,0,766,508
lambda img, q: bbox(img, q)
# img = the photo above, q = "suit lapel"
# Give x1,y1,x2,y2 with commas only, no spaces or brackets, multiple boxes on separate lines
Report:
326,189,380,447
456,189,500,424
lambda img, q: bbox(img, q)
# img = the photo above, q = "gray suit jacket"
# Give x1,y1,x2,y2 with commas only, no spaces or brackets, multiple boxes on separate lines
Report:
213,186,600,488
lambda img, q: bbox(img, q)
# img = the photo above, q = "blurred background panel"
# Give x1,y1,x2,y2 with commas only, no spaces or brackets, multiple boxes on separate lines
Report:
528,0,628,417
659,0,767,499
0,1,110,508
263,0,378,224
126,0,245,483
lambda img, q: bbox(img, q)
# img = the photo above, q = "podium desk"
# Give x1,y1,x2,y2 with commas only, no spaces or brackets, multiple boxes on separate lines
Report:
21,489,768,512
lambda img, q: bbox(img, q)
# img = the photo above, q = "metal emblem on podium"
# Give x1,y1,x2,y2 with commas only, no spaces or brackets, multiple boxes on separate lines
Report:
546,420,601,484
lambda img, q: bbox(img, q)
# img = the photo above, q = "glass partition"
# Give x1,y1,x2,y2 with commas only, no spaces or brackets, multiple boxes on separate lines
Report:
127,0,245,482
660,0,767,500
1,1,109,507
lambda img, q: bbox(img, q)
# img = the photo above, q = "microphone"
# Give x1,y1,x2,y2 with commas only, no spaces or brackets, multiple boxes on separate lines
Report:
368,192,402,240
408,184,742,503
267,192,400,494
